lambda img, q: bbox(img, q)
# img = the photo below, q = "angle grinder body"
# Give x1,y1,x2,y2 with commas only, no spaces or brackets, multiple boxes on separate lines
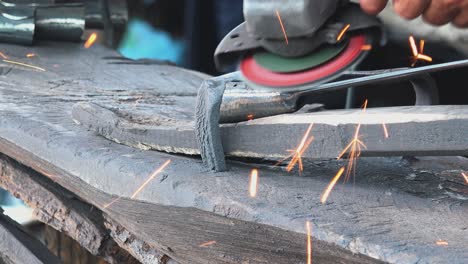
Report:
215,1,382,90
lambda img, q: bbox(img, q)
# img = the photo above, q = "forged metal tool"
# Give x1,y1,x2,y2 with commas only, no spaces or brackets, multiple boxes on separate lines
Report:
196,60,468,171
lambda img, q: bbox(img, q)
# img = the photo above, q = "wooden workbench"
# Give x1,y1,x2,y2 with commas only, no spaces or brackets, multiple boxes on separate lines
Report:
0,42,466,264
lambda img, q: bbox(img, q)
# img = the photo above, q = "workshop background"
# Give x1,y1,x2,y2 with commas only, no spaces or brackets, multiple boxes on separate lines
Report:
0,0,467,263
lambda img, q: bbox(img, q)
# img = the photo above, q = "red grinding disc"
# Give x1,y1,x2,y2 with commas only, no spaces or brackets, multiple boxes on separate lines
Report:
240,35,367,87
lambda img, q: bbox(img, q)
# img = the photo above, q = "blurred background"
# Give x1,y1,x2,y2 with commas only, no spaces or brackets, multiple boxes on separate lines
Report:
121,0,243,75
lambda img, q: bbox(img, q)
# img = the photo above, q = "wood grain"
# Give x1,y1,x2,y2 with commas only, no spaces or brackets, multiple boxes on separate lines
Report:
0,154,140,264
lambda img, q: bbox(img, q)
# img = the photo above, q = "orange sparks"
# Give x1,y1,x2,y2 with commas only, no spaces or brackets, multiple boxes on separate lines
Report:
436,239,449,246
199,240,217,247
275,10,289,45
283,123,314,174
361,44,372,51
382,123,389,139
103,196,120,209
409,36,432,66
103,160,171,209
2,59,46,72
249,169,259,197
416,53,433,62
419,39,425,54
84,33,98,48
336,24,351,41
320,167,345,204
131,160,171,199
361,99,368,113
26,53,36,58
306,221,312,264
409,36,419,57
462,172,468,184
36,168,56,179
337,100,368,181
0,51,8,59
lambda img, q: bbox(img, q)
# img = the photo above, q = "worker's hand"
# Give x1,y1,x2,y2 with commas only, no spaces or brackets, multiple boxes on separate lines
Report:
360,0,468,28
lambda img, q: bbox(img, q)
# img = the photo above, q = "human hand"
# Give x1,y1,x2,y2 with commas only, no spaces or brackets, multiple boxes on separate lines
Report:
359,0,468,27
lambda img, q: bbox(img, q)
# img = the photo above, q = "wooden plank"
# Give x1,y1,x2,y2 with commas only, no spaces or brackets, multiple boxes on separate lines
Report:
0,141,380,264
0,154,140,264
0,210,60,264
0,42,465,263
104,218,179,264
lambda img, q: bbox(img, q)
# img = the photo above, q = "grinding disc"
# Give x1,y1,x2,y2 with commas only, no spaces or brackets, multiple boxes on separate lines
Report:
240,35,368,87
253,41,347,73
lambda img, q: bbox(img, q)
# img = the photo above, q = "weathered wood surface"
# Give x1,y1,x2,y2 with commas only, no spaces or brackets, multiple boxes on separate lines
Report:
0,136,381,264
0,42,466,263
0,154,140,264
0,210,60,264
72,102,468,159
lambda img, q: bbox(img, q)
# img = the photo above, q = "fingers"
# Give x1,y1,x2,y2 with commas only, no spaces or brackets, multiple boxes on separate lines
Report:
453,2,468,27
360,0,468,28
360,0,388,15
422,0,462,25
393,0,431,19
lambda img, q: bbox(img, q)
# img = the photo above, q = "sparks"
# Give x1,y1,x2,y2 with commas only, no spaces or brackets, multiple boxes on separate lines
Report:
361,44,372,51
336,24,351,41
26,53,36,58
409,36,419,57
36,168,56,179
419,39,425,54
306,221,312,264
249,169,259,198
0,51,8,59
84,33,98,49
2,59,46,72
280,123,314,174
199,240,217,247
131,160,171,199
103,196,120,209
416,53,433,62
103,160,171,208
409,36,432,66
462,172,468,184
320,167,345,204
436,239,449,246
337,100,368,181
382,123,389,139
275,10,289,45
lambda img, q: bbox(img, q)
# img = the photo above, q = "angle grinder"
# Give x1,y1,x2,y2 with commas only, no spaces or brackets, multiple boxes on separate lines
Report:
214,0,382,89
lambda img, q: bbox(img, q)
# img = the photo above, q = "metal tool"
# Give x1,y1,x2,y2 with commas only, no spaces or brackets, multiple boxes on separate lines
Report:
195,0,468,172
0,6,35,45
0,0,127,45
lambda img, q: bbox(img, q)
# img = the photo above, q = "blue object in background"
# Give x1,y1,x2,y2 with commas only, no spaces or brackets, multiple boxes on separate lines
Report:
118,19,185,64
